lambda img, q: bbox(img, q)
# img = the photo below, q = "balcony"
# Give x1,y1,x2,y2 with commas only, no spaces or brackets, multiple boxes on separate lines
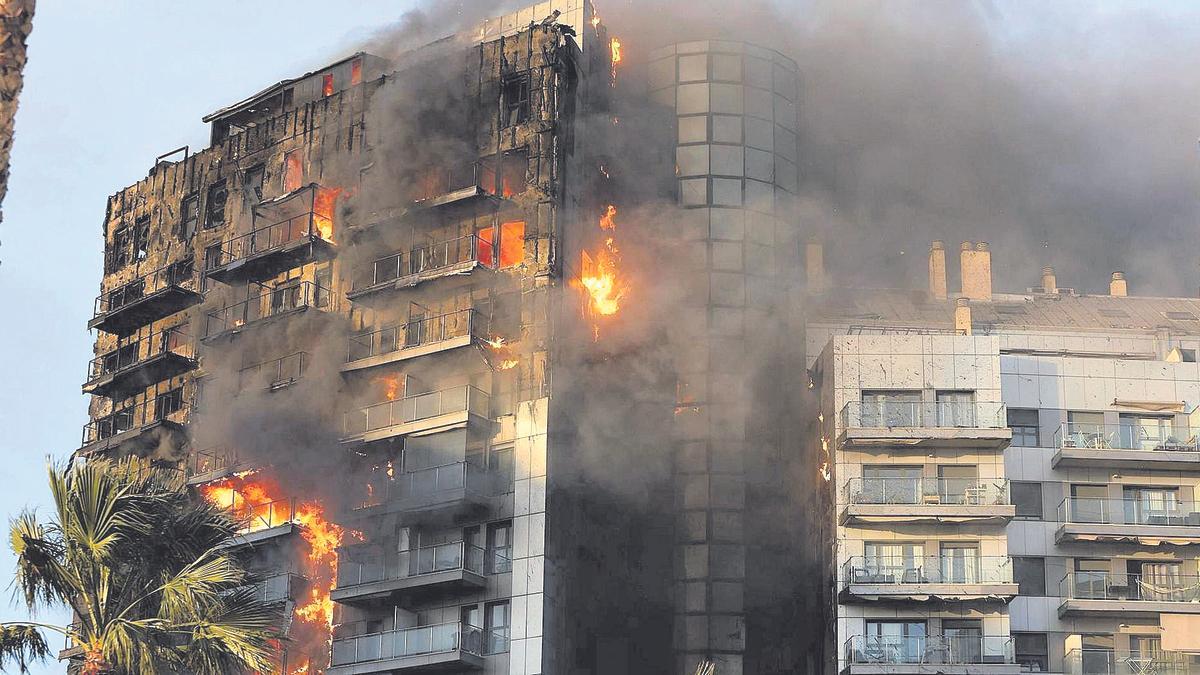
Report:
203,184,337,284
79,393,188,457
185,447,243,485
239,352,307,392
843,636,1019,675
347,236,495,301
351,461,490,519
332,541,502,604
1065,649,1200,675
343,310,486,373
210,494,300,547
341,385,490,445
410,161,497,209
1053,423,1200,470
1057,497,1200,545
841,555,1018,602
89,260,200,336
245,572,308,604
1059,571,1200,617
838,401,1010,450
841,478,1014,525
328,621,485,674
83,327,196,398
202,281,336,341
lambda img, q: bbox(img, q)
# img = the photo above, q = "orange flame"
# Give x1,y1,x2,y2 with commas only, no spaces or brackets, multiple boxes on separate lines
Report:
484,335,519,371
572,205,628,340
373,374,402,401
610,37,622,85
313,187,341,242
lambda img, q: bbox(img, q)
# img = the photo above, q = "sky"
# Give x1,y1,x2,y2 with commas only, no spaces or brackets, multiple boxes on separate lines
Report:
0,3,414,672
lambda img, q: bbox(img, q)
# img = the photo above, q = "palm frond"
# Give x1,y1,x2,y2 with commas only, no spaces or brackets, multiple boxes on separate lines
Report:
0,624,51,673
8,510,74,610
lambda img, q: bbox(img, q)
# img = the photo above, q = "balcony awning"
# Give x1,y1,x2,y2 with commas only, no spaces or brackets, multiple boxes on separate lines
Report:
850,514,1011,524
1162,614,1200,652
849,592,1011,602
1068,532,1200,546
1111,399,1185,412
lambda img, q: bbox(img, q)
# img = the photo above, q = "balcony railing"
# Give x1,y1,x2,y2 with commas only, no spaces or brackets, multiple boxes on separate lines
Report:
1055,423,1200,453
1058,497,1200,527
203,282,334,338
93,259,197,320
342,385,490,437
85,327,194,390
845,635,1015,666
205,491,297,534
330,621,483,667
186,447,240,480
840,401,1008,429
1061,571,1200,602
845,477,1010,506
411,162,495,203
205,184,336,272
351,235,494,293
346,310,483,363
1065,649,1200,675
245,572,306,604
239,352,306,391
355,461,489,512
843,555,1014,587
81,393,188,449
336,541,506,589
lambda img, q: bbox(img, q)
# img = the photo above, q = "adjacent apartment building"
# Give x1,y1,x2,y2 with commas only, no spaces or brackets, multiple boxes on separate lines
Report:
806,241,1200,675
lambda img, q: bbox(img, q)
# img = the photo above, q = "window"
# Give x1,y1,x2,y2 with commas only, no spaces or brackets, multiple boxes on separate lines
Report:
1013,557,1046,595
167,257,194,286
1118,414,1174,451
936,390,976,427
939,542,981,583
1070,484,1109,523
204,180,227,229
489,445,514,488
107,224,133,273
484,601,510,654
498,221,524,268
322,72,334,97
1008,408,1040,446
860,465,921,504
942,620,983,663
180,195,199,239
155,387,184,419
1182,349,1197,362
1011,481,1043,520
1165,311,1198,321
486,521,512,573
244,164,265,202
134,216,150,263
502,75,530,127
860,390,921,427
937,465,978,504
863,621,925,664
314,267,332,308
350,58,363,85
1014,633,1049,672
284,151,303,191
500,150,527,196
270,282,301,315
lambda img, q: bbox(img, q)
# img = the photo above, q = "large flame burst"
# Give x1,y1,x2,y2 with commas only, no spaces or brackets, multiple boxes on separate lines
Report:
312,186,343,242
200,471,345,673
572,204,628,340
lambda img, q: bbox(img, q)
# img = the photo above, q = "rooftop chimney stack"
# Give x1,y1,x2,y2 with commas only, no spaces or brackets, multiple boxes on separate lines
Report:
955,298,973,335
806,241,828,294
1041,266,1057,294
1110,271,1128,297
929,240,948,300
960,241,993,301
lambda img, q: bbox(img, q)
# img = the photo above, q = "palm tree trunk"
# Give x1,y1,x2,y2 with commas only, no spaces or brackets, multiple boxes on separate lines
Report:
0,0,36,228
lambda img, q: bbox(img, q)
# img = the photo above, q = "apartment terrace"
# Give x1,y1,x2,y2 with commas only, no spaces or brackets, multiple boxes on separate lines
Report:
1053,422,1200,470
342,310,487,373
185,446,243,485
349,460,491,520
328,621,487,674
838,401,1011,450
1057,497,1200,545
83,326,196,398
346,235,496,301
88,259,200,335
79,388,188,457
332,541,502,604
1064,648,1200,675
202,281,336,341
843,636,1019,675
1059,571,1200,617
340,385,490,445
841,477,1014,525
841,555,1018,602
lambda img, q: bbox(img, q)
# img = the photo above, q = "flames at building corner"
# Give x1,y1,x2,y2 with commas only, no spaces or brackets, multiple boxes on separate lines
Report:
573,204,629,340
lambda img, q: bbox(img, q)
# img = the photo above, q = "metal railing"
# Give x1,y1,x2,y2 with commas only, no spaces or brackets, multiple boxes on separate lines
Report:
330,621,483,667
355,461,489,512
238,352,306,391
343,385,490,437
844,477,1010,506
86,327,193,384
842,555,1014,587
81,394,188,447
205,491,296,534
1065,649,1200,675
336,541,505,588
1061,571,1200,602
1055,423,1200,453
411,161,494,203
94,259,196,318
1058,497,1200,527
185,446,239,479
346,310,483,363
845,635,1015,665
840,400,1008,429
206,185,334,270
352,235,493,291
203,282,334,338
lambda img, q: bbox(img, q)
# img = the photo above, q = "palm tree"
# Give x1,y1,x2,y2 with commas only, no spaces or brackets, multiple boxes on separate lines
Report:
0,458,283,674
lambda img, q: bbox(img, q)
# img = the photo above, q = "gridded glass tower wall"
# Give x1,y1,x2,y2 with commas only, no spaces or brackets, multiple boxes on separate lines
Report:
647,41,804,675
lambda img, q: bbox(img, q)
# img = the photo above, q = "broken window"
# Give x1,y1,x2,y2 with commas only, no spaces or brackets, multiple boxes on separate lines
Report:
350,58,363,85
155,387,185,420
134,215,150,263
476,227,496,267
322,73,334,97
107,224,133,273
283,151,303,192
501,75,530,127
168,257,194,286
270,282,301,315
500,150,527,197
244,164,265,202
180,194,199,240
314,266,332,309
204,180,227,229
498,221,524,268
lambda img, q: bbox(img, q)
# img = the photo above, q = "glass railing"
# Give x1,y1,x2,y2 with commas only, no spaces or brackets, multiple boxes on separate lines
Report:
840,401,1008,429
346,310,483,363
86,326,194,384
842,555,1014,587
246,572,305,603
355,461,489,512
1058,497,1200,527
330,621,483,667
185,446,239,479
238,352,306,391
203,282,334,338
1061,571,1200,602
1065,649,1200,675
844,477,1010,506
351,235,493,291
1055,423,1200,452
81,393,188,448
336,541,494,588
206,184,336,270
343,385,490,437
845,635,1015,665
93,259,196,318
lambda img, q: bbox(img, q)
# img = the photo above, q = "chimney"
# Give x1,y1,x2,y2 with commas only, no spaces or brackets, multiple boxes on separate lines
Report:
1110,271,1128,297
806,241,827,293
954,297,972,335
1041,266,1057,294
960,241,993,301
928,240,947,300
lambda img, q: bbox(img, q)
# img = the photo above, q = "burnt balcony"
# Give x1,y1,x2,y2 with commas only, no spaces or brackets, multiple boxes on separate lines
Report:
341,385,490,445
351,460,490,519
347,235,496,301
239,352,307,392
203,184,337,284
333,541,503,605
1057,497,1200,545
1059,571,1200,617
841,478,1014,525
1064,649,1200,675
203,281,336,341
843,635,1019,675
838,401,1011,450
343,310,486,373
89,260,200,336
83,327,196,398
1053,422,1200,470
79,390,188,457
841,555,1018,603
209,493,299,547
329,621,486,674
185,446,243,485
410,161,498,209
